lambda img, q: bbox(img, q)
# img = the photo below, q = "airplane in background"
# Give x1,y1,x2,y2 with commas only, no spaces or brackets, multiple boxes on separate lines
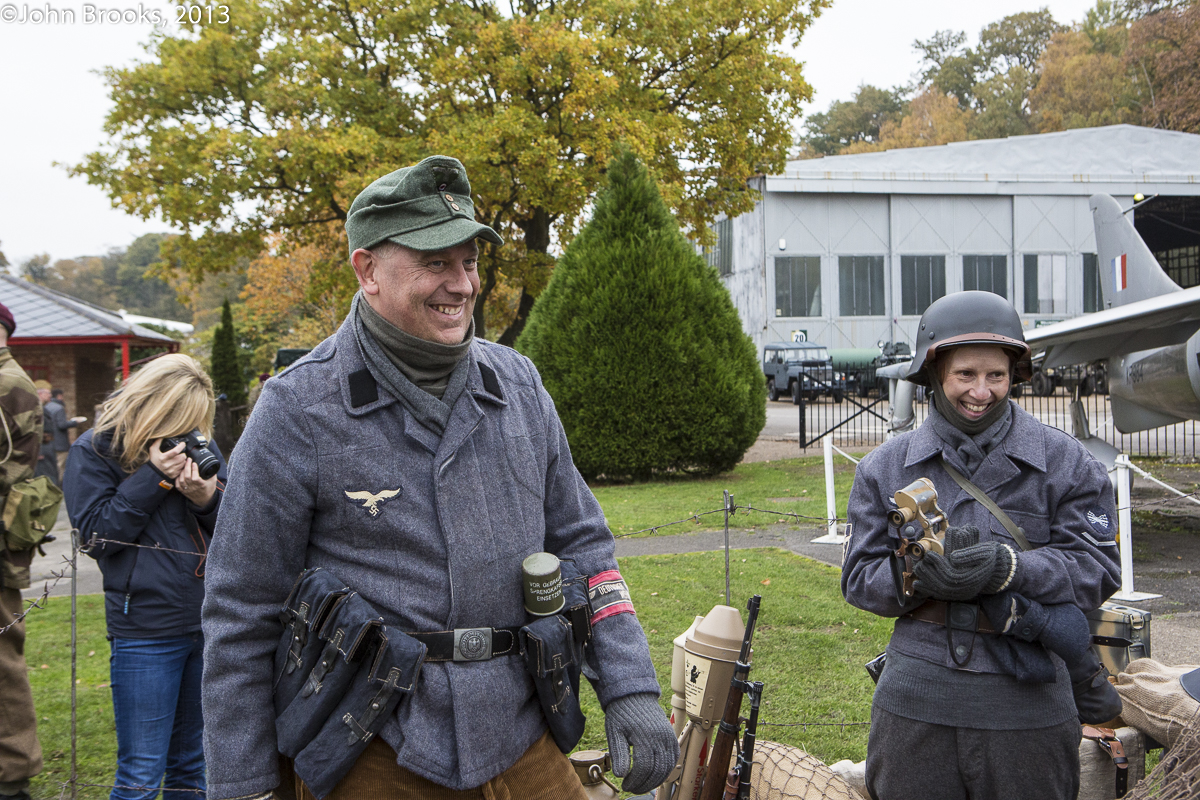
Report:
882,193,1200,461
1027,194,1200,441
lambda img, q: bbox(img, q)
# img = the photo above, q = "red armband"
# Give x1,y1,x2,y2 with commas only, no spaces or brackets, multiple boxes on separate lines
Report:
588,569,635,625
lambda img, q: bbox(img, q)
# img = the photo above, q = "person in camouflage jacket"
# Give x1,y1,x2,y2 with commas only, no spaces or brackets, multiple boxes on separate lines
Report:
0,302,44,800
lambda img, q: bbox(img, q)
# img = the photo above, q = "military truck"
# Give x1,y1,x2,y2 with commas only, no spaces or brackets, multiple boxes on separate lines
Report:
762,342,845,404
832,341,913,398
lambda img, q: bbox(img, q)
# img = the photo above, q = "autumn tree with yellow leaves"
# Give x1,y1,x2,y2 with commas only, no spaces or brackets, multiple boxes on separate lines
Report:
73,0,830,344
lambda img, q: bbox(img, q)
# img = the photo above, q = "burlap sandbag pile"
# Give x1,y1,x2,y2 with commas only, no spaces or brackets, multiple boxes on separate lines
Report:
732,740,858,800
1114,658,1200,749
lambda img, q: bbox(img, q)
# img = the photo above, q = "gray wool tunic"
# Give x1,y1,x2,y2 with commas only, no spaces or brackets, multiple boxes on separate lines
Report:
200,318,660,798
841,401,1122,729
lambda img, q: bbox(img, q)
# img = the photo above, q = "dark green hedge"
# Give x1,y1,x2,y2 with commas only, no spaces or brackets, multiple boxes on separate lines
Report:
210,299,247,408
517,150,764,480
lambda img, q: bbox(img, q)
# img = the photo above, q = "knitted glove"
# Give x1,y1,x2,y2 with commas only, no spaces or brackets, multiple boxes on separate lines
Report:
912,542,1017,601
978,592,1090,664
604,693,679,794
942,525,980,554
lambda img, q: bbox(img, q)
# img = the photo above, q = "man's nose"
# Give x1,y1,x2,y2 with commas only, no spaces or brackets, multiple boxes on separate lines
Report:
445,262,473,295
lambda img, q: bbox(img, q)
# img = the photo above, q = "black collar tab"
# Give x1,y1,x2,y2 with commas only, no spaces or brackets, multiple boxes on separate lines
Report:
478,362,502,400
348,368,379,408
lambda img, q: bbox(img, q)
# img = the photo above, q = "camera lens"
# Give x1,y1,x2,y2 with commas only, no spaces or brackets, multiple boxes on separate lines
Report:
193,450,221,480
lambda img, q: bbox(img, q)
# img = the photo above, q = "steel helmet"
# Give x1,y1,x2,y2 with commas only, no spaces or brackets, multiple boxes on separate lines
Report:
905,291,1033,386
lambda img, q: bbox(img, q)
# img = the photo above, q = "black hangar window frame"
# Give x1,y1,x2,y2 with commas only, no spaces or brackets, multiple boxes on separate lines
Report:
838,255,886,316
704,218,733,277
963,254,1008,299
900,255,946,316
775,256,821,317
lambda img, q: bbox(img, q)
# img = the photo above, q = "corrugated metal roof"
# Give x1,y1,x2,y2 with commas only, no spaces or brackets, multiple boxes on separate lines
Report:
0,274,178,343
780,124,1200,185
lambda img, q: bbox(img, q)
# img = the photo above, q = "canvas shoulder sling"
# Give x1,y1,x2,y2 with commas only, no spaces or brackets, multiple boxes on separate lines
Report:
939,458,1033,552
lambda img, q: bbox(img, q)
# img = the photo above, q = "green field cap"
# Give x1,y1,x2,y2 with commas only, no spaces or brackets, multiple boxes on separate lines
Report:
522,552,565,617
346,155,504,256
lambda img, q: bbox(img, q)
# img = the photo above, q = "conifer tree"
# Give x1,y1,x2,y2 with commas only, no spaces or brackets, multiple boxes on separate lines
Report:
518,150,764,480
210,300,248,409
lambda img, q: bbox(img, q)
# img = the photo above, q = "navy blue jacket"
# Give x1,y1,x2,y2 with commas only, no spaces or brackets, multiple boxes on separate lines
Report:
64,429,227,638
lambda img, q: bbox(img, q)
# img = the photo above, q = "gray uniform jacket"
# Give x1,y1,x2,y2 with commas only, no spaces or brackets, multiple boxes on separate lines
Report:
201,320,660,799
43,399,76,452
842,403,1121,677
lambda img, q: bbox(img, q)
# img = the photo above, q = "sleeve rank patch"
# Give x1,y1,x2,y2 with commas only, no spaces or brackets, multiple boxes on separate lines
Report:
1086,506,1115,540
587,569,635,625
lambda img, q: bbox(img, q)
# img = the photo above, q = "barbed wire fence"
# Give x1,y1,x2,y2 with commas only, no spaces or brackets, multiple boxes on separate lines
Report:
17,457,1200,798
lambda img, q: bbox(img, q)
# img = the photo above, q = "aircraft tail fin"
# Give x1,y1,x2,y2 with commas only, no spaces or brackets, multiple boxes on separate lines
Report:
1093,193,1179,308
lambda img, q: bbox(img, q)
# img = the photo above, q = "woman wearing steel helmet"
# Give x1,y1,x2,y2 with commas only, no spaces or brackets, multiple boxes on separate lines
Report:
841,291,1121,800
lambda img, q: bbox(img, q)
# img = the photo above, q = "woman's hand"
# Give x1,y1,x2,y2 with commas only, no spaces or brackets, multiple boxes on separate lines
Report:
149,439,188,480
175,459,218,507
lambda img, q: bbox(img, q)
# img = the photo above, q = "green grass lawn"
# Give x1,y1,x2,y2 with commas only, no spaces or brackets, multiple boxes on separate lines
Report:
591,457,857,534
24,594,116,800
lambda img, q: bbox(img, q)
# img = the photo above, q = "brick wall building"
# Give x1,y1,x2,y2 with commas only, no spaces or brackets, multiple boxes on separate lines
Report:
1,274,179,434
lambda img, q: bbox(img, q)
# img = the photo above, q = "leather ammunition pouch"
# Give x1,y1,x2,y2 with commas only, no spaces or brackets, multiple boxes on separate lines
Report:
519,558,592,754
272,568,426,800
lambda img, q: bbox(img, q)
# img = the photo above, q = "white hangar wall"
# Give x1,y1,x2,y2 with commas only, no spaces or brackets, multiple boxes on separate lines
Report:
717,126,1200,356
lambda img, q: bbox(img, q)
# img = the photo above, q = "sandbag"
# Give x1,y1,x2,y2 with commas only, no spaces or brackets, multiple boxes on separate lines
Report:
735,740,857,800
1114,658,1200,750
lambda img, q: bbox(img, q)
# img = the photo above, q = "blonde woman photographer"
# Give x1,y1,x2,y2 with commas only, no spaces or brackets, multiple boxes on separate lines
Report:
64,354,228,800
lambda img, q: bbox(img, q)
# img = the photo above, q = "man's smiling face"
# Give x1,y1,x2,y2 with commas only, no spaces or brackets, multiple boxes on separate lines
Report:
353,240,480,345
939,344,1012,422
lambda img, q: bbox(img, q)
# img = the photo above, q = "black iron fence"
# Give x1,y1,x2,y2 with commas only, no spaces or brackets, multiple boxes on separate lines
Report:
788,367,1200,459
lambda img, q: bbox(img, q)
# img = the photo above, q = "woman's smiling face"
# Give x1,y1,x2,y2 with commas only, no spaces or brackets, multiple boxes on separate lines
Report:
939,344,1012,422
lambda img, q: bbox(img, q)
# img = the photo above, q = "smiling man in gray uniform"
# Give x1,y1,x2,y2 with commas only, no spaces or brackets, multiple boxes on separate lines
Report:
201,156,676,800
842,291,1122,800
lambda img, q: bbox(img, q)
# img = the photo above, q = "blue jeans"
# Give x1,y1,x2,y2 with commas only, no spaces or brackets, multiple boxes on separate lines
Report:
109,634,206,800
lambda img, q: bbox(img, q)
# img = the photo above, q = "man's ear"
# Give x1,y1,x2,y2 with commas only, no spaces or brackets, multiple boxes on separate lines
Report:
350,248,379,295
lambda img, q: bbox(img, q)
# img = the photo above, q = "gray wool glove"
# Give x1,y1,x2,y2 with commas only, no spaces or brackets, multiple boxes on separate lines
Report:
604,693,680,794
912,541,1017,601
943,525,980,554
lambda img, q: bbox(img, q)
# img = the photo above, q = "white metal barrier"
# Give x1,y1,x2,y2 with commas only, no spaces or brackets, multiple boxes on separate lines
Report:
1111,455,1162,602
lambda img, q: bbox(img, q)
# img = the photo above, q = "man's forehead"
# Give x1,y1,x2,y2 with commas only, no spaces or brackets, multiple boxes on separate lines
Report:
417,241,479,259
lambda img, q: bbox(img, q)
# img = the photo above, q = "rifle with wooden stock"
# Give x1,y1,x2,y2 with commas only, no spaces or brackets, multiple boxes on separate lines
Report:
698,594,761,800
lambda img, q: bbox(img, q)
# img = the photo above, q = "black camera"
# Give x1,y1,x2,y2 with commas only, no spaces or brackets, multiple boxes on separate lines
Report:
160,429,221,480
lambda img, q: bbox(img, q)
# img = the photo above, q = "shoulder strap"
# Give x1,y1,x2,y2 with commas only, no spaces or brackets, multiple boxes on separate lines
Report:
940,458,1033,552
0,407,12,465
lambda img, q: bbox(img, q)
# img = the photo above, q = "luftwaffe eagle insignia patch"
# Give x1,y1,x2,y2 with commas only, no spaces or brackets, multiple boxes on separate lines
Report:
344,487,401,517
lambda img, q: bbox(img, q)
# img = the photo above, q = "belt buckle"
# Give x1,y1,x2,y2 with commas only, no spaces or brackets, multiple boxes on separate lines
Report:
453,628,493,662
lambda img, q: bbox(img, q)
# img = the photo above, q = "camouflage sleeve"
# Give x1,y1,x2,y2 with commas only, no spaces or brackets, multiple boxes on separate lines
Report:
0,356,43,496
0,354,43,561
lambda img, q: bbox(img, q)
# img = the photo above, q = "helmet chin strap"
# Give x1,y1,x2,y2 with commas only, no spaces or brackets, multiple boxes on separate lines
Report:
928,368,1012,436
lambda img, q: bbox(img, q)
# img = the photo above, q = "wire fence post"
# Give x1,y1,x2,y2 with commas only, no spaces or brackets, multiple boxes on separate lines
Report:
723,490,732,606
1112,455,1161,602
70,529,78,800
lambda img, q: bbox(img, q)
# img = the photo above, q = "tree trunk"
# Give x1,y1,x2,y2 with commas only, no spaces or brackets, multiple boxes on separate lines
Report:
496,207,552,347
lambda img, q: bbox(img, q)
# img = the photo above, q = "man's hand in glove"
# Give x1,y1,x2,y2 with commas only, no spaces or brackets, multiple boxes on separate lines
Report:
604,693,679,794
912,527,1018,602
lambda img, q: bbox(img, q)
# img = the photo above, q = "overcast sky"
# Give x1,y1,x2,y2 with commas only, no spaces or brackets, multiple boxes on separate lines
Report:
0,0,1099,267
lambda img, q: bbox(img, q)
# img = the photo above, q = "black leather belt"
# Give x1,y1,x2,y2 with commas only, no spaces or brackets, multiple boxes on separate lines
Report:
406,626,522,662
903,600,997,634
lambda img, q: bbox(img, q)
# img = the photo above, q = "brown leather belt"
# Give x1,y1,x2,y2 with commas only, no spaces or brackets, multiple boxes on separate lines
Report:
903,600,998,634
